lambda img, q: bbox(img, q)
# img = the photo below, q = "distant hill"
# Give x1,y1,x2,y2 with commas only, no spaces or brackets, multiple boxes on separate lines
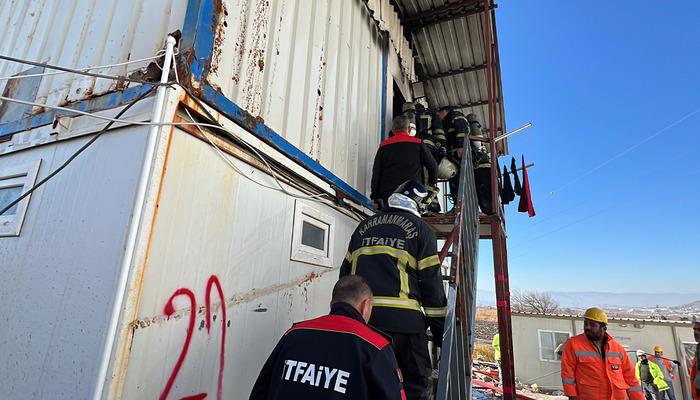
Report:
675,300,700,309
477,290,700,310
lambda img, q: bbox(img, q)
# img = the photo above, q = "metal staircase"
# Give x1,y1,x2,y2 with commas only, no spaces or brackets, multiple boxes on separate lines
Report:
424,3,516,397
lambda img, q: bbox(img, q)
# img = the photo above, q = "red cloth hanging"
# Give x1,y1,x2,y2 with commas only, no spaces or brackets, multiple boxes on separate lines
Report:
517,155,536,217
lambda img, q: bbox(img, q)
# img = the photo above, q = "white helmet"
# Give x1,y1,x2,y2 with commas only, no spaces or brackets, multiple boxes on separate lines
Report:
438,158,459,180
387,180,429,217
636,350,645,357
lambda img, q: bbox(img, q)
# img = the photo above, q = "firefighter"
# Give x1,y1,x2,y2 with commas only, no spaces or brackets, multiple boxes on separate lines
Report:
560,307,644,400
648,346,679,400
340,180,446,400
370,115,437,209
403,102,445,213
436,106,468,209
635,351,671,399
249,275,405,400
466,113,493,215
691,316,700,400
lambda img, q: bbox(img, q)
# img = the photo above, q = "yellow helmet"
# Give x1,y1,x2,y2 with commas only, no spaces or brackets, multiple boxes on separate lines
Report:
583,307,608,325
654,345,663,353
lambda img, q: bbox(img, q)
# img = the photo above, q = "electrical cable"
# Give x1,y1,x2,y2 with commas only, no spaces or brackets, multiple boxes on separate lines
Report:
0,53,171,87
0,53,364,218
0,87,156,216
0,92,338,199
0,51,170,81
169,52,332,203
167,51,330,202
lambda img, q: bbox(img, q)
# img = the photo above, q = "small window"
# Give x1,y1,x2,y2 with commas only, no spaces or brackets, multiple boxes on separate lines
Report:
0,185,23,215
301,221,326,250
0,160,41,237
538,330,571,362
291,201,334,267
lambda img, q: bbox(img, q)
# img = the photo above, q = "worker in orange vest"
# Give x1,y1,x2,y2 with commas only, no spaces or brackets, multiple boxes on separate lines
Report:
691,316,700,400
560,307,644,400
648,345,679,400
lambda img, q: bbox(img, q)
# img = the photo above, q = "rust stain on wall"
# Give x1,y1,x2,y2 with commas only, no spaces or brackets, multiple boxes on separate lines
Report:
242,0,271,115
209,2,227,74
309,49,326,160
231,0,250,84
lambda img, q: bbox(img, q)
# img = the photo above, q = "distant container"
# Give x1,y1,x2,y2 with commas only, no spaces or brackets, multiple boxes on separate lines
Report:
512,312,697,399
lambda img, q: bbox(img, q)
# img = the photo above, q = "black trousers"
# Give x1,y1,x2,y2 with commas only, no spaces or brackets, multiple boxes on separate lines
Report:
388,332,433,400
448,167,493,214
474,167,493,215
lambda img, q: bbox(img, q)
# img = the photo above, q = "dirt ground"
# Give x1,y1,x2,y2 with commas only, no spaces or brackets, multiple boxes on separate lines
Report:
475,307,499,344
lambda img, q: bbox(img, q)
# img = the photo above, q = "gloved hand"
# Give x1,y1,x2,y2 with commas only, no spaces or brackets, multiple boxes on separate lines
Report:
435,142,447,156
672,360,681,366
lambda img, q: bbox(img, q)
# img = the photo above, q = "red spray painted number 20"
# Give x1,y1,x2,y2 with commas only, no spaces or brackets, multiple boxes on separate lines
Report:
159,275,227,400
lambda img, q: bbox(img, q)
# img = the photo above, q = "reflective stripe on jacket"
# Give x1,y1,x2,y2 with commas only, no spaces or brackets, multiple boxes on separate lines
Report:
648,355,677,381
339,210,446,345
635,360,670,391
442,110,469,151
561,333,644,400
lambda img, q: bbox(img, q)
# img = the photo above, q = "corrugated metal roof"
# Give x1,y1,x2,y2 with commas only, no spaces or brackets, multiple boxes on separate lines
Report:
393,0,507,151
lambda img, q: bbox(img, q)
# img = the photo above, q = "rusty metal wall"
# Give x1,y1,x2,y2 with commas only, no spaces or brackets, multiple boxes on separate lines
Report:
0,0,186,117
205,0,384,192
116,128,358,399
0,124,151,400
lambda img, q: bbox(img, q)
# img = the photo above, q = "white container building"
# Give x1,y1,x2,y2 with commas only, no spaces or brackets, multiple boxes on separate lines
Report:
0,1,507,399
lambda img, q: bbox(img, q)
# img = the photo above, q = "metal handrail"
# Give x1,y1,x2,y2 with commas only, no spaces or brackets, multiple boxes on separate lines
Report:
435,126,481,400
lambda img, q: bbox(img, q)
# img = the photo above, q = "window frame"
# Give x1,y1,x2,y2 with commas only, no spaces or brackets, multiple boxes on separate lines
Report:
0,159,41,237
537,329,571,363
290,201,335,267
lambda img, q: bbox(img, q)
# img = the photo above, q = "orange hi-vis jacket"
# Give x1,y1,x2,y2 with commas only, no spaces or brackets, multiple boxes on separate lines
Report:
561,333,644,400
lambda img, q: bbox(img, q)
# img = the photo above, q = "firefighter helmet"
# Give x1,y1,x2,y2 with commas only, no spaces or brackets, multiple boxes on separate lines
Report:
438,157,459,180
387,180,428,216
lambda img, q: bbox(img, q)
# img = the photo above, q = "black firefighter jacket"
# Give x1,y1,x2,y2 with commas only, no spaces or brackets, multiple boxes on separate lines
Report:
249,302,406,400
441,110,470,152
340,209,446,345
370,132,437,201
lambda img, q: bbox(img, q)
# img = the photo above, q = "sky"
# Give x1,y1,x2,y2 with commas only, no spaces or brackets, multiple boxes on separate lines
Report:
477,0,700,294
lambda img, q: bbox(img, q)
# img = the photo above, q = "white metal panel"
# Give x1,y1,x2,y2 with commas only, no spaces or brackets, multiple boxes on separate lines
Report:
0,0,186,114
206,0,383,194
0,125,150,400
118,129,359,399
